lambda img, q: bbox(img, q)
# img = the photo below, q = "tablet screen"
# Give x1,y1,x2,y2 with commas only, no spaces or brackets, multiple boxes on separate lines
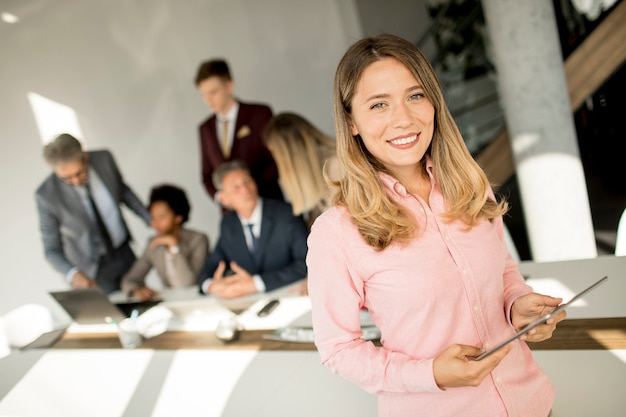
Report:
473,275,608,360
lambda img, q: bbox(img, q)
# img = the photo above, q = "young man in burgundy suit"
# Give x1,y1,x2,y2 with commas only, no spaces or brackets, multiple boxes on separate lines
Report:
195,59,283,209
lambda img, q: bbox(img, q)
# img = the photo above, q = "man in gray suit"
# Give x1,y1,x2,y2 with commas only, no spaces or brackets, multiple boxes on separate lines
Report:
36,133,151,294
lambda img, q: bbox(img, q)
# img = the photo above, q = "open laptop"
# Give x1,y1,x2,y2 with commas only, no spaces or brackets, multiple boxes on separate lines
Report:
49,287,162,325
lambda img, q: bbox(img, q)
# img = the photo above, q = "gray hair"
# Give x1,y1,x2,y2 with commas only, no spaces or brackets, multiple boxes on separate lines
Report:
43,133,84,166
212,160,251,191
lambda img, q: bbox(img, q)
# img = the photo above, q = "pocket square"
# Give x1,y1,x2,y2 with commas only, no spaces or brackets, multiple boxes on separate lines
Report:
237,125,251,139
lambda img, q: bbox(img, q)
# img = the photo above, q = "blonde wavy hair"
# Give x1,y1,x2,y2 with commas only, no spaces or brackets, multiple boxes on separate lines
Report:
332,34,508,250
263,112,336,216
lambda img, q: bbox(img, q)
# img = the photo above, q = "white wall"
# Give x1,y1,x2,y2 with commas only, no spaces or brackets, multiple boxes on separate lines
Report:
0,0,365,319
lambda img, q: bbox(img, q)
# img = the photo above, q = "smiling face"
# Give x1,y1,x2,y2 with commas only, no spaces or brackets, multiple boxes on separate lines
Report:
348,58,435,182
219,169,259,218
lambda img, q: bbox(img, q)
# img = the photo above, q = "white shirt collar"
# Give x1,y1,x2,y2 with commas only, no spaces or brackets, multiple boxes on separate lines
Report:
237,198,263,226
219,102,239,124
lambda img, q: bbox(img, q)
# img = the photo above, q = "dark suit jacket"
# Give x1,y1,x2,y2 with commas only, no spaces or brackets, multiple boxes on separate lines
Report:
35,150,151,279
199,198,308,293
198,100,283,201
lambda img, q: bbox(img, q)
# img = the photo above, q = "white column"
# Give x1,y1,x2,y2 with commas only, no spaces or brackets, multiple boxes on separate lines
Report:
481,0,597,261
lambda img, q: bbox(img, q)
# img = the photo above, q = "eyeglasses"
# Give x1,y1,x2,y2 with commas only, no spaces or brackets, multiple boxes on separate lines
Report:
57,164,87,183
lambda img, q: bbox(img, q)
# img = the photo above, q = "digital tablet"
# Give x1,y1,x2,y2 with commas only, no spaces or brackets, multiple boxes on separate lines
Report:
473,275,608,360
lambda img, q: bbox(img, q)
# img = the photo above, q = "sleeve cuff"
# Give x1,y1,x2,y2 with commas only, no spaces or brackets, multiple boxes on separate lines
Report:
66,267,79,284
253,275,265,292
201,278,213,294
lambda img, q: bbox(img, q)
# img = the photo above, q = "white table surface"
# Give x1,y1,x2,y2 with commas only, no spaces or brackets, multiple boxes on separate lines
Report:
518,254,626,319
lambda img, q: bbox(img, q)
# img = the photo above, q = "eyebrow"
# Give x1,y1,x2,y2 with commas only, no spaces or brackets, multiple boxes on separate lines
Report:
361,85,424,104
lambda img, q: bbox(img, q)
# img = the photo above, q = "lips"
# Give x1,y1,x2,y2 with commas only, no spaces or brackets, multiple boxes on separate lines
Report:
388,134,417,146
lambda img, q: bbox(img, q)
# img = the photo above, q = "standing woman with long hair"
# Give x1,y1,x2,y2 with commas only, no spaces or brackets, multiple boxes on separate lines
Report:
306,34,563,417
263,112,339,228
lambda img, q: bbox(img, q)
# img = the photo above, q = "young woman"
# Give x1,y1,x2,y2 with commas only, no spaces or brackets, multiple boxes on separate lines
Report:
306,34,564,417
263,112,339,228
121,184,209,300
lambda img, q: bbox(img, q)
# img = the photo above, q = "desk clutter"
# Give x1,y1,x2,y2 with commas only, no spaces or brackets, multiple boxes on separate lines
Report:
46,287,384,350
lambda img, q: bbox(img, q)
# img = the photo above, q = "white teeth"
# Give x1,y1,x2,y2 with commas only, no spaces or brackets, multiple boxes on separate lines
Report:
389,135,417,145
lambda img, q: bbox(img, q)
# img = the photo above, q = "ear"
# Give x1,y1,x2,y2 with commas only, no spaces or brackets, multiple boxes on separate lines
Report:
349,118,359,137
174,214,183,225
218,191,230,207
226,80,234,95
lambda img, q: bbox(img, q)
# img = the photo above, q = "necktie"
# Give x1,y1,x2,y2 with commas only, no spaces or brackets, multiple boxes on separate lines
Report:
247,224,258,254
85,183,114,256
221,119,230,158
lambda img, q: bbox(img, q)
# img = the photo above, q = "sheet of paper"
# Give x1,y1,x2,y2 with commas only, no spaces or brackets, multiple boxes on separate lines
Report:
237,297,312,330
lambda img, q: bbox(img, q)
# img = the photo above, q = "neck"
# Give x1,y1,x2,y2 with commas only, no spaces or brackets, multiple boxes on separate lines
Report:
390,163,424,188
218,99,236,117
392,163,430,198
237,199,259,220
239,210,253,220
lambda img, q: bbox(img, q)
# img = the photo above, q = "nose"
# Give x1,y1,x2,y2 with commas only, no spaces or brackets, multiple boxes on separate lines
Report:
391,103,413,128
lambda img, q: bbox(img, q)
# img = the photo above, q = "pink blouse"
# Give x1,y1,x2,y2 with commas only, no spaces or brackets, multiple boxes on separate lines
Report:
306,165,554,417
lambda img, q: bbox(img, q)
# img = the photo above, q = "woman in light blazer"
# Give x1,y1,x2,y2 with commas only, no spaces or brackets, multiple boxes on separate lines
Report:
121,184,209,300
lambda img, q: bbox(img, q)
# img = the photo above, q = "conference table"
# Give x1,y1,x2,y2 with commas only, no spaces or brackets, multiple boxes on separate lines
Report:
1,256,625,417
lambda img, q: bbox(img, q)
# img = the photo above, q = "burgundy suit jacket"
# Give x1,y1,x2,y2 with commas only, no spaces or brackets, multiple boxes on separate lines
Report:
198,101,283,201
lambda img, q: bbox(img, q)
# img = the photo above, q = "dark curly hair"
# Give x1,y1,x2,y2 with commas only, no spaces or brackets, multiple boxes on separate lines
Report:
149,184,191,224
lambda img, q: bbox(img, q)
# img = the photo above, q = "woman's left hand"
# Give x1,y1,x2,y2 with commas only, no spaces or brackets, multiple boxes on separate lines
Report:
511,292,566,342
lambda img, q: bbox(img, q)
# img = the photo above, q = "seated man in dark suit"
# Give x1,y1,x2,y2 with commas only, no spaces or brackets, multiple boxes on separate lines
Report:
199,160,308,299
36,133,151,294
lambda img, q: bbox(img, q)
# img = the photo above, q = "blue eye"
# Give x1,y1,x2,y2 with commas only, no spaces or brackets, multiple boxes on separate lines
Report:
409,93,425,101
370,102,385,110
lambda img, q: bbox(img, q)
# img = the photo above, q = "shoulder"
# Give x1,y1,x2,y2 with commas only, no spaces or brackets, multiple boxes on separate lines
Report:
36,174,57,198
262,198,295,216
181,228,209,243
199,114,216,129
220,210,240,227
309,206,355,239
88,150,115,165
88,149,112,159
238,101,272,117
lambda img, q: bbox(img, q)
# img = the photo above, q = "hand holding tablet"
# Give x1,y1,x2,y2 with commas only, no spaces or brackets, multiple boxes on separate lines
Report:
473,275,608,361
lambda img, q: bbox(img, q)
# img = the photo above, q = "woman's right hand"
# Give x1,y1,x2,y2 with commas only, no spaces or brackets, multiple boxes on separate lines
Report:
433,343,512,388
